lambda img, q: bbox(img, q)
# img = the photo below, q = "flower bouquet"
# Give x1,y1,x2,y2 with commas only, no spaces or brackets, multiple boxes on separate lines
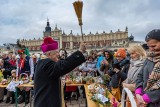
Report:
84,76,94,84
91,94,110,107
89,83,120,107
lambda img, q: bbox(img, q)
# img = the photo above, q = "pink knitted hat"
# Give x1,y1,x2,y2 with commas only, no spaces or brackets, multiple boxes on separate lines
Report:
41,37,58,53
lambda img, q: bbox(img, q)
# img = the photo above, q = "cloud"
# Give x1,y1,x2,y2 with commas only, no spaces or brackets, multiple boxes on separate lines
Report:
0,0,160,45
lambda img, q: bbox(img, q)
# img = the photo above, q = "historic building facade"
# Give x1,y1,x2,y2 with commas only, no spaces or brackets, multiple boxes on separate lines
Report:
19,20,134,52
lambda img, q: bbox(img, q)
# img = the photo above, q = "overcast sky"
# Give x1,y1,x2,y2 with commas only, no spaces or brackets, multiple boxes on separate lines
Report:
0,0,160,45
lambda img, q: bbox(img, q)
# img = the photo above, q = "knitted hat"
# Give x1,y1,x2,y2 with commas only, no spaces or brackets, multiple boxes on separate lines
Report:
115,48,126,58
145,29,160,41
41,37,58,53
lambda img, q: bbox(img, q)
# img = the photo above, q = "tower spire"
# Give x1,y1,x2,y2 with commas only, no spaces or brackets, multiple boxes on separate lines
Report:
125,26,128,32
46,18,50,27
44,18,51,37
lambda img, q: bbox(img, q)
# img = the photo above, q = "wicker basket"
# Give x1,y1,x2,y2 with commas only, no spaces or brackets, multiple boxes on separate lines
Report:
19,73,29,84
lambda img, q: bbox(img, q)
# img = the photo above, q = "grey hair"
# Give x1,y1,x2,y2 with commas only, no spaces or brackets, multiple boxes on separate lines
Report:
44,50,57,57
127,45,147,60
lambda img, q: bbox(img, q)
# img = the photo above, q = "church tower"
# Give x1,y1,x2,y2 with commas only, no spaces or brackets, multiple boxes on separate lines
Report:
43,18,51,37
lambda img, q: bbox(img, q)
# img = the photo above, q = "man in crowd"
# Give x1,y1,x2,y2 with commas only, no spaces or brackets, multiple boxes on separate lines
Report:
34,37,86,107
16,49,34,104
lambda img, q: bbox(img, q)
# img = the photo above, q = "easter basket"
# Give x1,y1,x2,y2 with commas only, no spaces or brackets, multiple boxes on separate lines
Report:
19,73,29,84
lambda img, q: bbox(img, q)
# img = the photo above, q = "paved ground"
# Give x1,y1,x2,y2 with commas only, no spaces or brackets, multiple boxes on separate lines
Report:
0,86,86,107
0,95,86,107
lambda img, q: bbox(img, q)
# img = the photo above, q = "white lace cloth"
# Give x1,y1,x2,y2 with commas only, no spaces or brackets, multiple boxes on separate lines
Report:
6,80,23,92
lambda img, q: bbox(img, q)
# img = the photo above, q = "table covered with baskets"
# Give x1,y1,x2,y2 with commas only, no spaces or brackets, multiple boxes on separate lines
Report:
0,73,34,107
65,74,121,107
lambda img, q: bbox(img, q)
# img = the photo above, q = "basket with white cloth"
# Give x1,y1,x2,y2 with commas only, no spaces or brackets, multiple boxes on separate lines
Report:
19,73,29,84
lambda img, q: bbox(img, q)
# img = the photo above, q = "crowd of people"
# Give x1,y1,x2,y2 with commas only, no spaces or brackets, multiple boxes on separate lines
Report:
0,49,38,104
0,29,160,107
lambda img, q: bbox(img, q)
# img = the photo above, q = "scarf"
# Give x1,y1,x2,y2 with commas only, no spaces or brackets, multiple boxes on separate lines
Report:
9,59,16,66
145,51,160,91
18,58,25,70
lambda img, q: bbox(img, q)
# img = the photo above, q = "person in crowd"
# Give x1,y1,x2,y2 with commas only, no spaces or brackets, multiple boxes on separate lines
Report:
79,55,97,76
96,51,105,75
31,54,38,79
0,59,16,104
92,50,98,62
8,51,13,60
32,55,38,64
135,29,160,107
123,45,146,92
2,53,9,61
9,54,16,67
108,48,130,101
89,50,93,56
16,49,34,79
2,53,15,79
34,37,86,107
40,54,47,59
0,59,4,103
100,50,114,89
5,70,17,104
100,50,114,75
0,59,3,77
35,53,41,61
16,49,34,104
59,49,68,60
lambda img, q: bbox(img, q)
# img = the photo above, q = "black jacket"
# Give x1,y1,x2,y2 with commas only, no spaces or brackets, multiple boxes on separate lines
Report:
34,51,85,107
108,58,130,88
3,59,16,78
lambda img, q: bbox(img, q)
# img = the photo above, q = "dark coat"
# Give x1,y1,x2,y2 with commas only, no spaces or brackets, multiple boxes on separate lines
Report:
136,59,160,107
108,58,130,88
34,51,85,107
3,58,16,79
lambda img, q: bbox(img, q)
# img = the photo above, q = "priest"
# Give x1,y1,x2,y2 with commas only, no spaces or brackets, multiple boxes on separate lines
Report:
34,37,86,107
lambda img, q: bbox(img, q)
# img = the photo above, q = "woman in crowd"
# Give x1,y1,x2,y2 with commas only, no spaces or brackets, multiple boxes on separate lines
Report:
123,45,146,92
100,50,114,89
100,50,114,75
135,29,160,107
108,48,130,101
59,49,68,60
79,55,97,76
92,50,98,62
122,45,146,107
